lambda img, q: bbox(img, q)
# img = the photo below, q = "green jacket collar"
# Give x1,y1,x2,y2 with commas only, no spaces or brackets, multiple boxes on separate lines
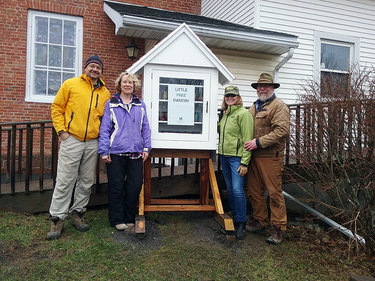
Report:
226,104,242,114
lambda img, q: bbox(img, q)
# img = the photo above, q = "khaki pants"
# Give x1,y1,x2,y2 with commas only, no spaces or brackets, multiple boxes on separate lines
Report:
247,157,287,231
49,135,98,220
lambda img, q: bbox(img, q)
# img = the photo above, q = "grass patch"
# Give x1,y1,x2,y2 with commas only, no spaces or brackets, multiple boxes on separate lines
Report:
0,209,374,281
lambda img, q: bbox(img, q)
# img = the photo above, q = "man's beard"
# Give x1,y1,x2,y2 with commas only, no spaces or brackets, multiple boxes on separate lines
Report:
257,91,273,101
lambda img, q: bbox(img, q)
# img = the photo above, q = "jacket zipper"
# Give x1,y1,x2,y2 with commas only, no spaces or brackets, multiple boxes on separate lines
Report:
221,106,231,154
236,139,240,155
67,112,74,130
84,89,95,142
95,93,99,108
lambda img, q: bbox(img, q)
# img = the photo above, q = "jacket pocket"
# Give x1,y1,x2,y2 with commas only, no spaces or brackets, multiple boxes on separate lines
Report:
255,113,268,130
255,114,267,119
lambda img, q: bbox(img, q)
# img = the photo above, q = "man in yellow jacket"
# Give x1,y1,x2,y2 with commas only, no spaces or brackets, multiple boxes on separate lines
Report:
47,55,111,240
244,73,290,245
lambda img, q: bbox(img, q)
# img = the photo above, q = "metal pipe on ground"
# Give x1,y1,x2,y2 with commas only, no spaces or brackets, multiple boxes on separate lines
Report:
283,191,365,245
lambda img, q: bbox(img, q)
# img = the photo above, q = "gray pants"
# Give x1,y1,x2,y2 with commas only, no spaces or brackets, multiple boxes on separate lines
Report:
49,135,98,220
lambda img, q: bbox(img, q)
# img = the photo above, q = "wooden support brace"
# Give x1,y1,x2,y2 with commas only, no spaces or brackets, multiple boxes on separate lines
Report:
135,184,145,234
150,199,201,205
145,204,216,212
138,184,144,216
135,215,146,234
214,213,235,232
208,159,224,214
209,159,235,238
214,213,236,241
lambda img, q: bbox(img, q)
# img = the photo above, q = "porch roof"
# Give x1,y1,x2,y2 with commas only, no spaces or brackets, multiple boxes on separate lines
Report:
103,1,299,55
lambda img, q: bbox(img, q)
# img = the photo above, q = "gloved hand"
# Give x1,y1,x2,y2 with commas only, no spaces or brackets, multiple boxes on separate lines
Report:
237,165,248,177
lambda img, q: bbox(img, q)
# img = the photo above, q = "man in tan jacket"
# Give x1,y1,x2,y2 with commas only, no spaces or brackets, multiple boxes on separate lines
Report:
244,73,290,245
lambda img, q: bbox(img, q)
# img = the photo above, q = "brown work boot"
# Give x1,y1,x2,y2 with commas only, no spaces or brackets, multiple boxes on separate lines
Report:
266,227,283,245
246,219,266,235
46,218,64,240
71,210,90,232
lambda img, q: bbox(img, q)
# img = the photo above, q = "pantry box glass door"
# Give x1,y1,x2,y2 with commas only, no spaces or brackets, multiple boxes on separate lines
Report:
151,69,210,143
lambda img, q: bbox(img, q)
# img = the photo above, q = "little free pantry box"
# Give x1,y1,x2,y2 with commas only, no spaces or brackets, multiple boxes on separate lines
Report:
127,23,234,150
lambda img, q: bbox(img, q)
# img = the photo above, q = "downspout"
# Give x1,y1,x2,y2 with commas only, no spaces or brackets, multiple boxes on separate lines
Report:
273,47,295,83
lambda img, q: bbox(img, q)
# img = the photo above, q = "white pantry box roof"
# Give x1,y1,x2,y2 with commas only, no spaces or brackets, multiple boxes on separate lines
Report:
127,23,234,85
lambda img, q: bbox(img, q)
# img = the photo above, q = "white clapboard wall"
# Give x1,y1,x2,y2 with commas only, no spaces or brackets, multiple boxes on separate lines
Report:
202,0,375,106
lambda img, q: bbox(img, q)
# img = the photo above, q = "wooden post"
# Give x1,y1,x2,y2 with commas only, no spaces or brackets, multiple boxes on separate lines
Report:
200,158,209,205
144,157,152,205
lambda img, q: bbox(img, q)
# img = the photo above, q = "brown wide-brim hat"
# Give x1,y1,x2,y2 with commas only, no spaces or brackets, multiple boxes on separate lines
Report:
251,73,280,89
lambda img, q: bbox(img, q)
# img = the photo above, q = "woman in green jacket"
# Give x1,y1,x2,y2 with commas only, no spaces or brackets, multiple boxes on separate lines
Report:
218,86,254,239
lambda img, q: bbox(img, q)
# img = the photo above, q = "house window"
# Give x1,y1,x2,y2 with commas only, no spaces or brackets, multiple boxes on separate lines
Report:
315,32,359,98
320,41,351,97
26,10,83,103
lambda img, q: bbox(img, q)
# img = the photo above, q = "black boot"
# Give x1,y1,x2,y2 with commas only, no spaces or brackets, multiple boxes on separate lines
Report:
236,222,246,240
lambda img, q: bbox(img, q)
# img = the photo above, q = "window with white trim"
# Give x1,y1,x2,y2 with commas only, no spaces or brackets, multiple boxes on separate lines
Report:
320,40,352,97
314,32,359,97
26,10,83,103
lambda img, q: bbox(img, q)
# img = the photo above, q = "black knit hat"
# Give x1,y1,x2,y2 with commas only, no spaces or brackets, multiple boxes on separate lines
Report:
84,55,104,71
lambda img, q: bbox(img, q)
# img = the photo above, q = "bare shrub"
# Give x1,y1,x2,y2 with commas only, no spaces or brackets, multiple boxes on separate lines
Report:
286,65,375,256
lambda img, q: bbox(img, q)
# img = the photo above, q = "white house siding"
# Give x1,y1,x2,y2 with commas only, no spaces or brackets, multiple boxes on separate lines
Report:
257,0,375,103
211,49,281,107
209,49,301,106
202,0,375,104
201,0,257,26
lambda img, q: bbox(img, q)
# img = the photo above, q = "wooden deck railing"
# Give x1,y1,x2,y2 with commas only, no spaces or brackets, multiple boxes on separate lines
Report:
2,102,372,196
0,120,203,195
287,99,374,165
0,121,58,195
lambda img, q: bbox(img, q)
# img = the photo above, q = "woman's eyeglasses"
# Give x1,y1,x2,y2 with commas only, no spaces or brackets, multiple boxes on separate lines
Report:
225,94,237,98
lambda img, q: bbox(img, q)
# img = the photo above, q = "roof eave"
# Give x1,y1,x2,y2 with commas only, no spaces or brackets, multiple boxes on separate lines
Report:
104,2,299,55
123,15,298,49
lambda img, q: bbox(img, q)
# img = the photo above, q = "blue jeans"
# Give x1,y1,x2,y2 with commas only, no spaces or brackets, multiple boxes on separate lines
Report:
219,155,247,223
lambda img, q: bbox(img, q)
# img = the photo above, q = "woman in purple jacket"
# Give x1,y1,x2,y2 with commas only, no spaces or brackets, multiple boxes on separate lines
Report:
99,72,151,232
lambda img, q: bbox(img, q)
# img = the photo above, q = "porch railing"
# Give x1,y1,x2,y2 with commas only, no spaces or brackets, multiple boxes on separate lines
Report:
0,121,58,195
0,120,203,195
287,99,374,166
2,102,372,195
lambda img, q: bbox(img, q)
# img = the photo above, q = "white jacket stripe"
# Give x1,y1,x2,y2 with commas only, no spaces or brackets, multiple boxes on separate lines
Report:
109,108,118,150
